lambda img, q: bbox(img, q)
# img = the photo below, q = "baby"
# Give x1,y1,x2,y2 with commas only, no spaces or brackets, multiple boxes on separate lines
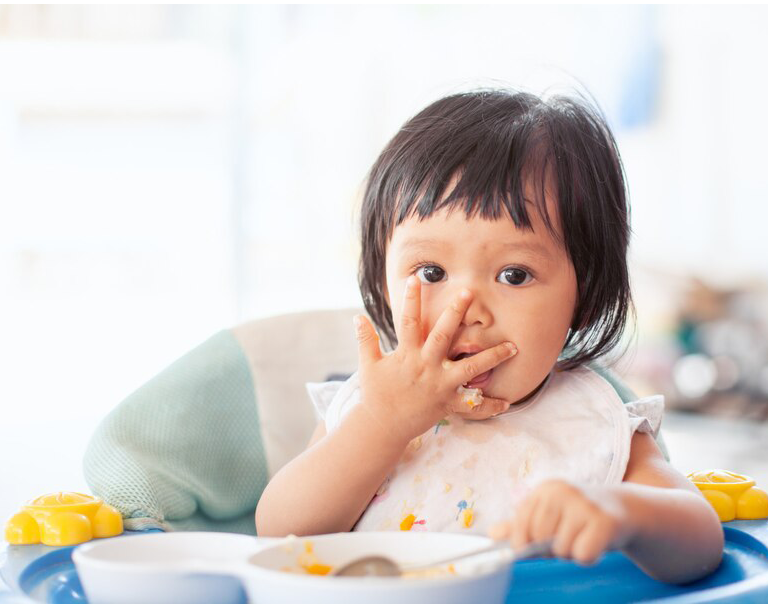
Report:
256,89,723,583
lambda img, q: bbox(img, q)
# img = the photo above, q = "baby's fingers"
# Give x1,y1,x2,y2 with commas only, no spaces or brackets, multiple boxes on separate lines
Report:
422,288,473,363
448,341,518,387
570,520,613,565
551,510,584,559
398,276,422,350
452,395,510,420
353,314,383,365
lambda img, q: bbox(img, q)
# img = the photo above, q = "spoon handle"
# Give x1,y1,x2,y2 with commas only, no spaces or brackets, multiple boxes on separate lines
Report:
401,539,552,572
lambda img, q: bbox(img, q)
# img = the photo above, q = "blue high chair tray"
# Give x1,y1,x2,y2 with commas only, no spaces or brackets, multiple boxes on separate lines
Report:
506,521,768,603
1,522,767,603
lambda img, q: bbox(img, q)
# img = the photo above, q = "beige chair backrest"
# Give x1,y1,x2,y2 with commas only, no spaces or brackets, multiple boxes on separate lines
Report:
231,307,363,478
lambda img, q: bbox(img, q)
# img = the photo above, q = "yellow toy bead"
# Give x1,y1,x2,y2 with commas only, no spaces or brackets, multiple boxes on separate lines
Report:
41,512,93,546
736,487,768,520
5,492,124,546
688,469,768,521
4,511,40,545
92,504,124,538
701,489,736,522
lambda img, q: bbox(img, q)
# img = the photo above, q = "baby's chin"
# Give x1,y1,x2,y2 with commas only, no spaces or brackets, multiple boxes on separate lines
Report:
488,372,548,406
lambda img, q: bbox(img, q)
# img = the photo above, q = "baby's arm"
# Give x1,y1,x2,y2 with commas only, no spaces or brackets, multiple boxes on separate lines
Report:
255,411,410,537
491,432,723,584
256,278,517,537
609,431,724,582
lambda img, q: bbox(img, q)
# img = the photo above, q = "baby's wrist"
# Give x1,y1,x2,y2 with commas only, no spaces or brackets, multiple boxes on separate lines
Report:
350,400,415,453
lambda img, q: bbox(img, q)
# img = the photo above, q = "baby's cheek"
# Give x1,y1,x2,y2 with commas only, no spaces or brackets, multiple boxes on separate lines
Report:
496,357,543,403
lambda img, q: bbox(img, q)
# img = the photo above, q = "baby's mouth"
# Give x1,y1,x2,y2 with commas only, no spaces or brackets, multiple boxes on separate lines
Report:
450,352,495,388
463,369,493,388
465,369,493,388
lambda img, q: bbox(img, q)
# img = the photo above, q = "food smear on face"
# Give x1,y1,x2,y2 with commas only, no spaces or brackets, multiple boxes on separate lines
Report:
298,540,333,575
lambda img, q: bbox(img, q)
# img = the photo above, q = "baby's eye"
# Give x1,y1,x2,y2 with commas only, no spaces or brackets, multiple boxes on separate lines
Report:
415,265,446,284
497,267,533,286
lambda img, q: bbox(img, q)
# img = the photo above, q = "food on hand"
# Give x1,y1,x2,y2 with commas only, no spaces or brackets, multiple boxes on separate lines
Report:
457,386,483,409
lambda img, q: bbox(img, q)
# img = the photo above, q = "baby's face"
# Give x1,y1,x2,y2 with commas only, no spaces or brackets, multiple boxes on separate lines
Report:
384,198,577,405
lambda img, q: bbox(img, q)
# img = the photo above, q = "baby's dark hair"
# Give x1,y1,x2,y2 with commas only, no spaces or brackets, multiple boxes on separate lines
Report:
357,88,634,370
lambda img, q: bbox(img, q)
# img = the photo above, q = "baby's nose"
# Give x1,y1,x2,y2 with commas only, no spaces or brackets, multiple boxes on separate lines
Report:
459,289,493,327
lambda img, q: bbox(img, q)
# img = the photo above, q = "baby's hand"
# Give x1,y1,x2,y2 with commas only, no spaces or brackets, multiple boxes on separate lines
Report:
452,386,513,421
353,276,517,445
489,480,636,566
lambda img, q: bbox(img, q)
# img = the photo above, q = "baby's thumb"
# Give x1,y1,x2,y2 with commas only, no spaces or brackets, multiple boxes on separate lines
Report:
453,394,510,420
353,315,382,363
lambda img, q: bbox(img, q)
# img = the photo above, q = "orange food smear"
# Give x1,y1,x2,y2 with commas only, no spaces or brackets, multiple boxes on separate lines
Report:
298,540,333,576
304,563,332,576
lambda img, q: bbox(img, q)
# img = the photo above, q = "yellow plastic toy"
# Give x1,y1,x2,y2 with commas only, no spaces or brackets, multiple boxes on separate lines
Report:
687,470,768,522
4,492,123,546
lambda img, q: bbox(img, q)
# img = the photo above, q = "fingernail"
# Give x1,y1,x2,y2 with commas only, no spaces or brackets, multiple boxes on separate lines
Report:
505,342,518,355
407,276,418,288
353,315,362,330
460,288,471,299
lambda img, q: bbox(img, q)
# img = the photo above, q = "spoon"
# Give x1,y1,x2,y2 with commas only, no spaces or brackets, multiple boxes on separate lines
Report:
333,540,552,577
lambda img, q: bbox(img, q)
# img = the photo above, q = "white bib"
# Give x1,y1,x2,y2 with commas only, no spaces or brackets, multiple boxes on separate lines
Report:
307,366,663,535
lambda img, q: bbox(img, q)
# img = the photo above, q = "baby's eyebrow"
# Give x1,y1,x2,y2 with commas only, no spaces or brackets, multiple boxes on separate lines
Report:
496,241,554,261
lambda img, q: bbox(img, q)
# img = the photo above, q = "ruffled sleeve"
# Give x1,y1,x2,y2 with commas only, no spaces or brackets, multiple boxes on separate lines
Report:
624,395,664,437
305,371,361,432
306,380,345,422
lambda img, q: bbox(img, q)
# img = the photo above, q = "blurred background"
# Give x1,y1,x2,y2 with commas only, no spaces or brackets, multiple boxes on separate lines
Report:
2,5,768,518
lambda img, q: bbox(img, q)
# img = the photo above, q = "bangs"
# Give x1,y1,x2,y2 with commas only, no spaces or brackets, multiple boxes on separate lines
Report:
389,93,560,243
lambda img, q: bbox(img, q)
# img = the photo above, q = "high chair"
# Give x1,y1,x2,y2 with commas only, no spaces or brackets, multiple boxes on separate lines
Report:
3,309,768,603
82,307,671,534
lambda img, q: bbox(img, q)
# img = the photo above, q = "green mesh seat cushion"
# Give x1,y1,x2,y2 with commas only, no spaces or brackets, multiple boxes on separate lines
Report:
83,330,267,534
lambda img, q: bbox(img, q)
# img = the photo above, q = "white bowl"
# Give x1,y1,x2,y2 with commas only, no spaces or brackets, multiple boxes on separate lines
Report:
73,531,513,604
73,532,272,603
243,531,512,604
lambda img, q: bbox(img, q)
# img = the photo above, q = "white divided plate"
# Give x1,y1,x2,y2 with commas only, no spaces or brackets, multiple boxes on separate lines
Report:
74,530,513,604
